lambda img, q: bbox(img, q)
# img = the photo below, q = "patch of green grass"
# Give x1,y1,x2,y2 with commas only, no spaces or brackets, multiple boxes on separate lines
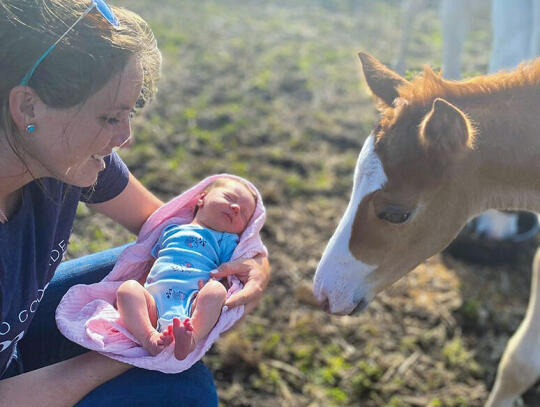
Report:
319,356,351,386
327,387,348,405
261,332,281,356
246,321,266,337
285,174,304,196
151,22,187,54
76,203,90,216
253,363,282,392
387,397,407,407
428,398,444,407
442,337,481,376
351,360,384,398
291,343,317,372
230,161,249,177
440,396,473,407
400,335,418,352
183,107,198,120
251,69,274,91
306,169,334,191
458,299,481,324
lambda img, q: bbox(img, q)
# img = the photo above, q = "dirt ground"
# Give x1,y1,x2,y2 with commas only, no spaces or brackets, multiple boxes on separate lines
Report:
68,0,540,405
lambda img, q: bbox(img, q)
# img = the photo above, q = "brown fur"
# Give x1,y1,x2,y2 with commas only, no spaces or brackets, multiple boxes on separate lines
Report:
317,52,540,406
351,53,540,293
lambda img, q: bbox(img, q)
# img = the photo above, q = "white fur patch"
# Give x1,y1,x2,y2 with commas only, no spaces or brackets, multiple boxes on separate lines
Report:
313,134,387,314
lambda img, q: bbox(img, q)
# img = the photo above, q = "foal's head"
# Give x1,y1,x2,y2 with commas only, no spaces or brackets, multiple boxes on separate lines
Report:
313,53,477,314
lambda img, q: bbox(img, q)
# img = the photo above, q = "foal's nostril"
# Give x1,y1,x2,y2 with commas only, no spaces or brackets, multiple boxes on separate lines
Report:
320,297,330,313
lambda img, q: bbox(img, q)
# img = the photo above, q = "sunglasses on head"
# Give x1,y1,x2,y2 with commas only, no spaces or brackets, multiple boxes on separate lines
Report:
20,0,119,86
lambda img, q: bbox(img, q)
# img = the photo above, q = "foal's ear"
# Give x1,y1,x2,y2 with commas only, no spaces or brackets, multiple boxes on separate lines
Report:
419,98,475,157
358,52,409,106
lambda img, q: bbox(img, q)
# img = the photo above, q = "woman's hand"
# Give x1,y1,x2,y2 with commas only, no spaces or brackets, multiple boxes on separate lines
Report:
211,254,270,314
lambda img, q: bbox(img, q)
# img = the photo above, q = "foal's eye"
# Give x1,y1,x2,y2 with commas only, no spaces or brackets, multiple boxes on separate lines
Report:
377,209,411,224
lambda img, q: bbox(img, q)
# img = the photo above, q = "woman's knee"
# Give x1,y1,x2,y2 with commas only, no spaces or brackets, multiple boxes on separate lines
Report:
148,365,218,404
77,363,218,407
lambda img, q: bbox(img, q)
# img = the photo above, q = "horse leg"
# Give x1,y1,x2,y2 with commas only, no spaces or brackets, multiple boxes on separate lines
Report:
440,0,468,80
530,0,540,59
489,0,531,73
392,0,422,75
485,248,540,407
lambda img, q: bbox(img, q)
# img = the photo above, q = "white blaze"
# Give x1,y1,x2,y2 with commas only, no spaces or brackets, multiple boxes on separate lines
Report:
313,134,387,314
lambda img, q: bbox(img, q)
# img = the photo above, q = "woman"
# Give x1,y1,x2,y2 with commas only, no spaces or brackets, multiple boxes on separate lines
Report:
0,0,270,405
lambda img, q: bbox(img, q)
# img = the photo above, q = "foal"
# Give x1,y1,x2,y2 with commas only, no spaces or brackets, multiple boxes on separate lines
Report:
313,52,540,406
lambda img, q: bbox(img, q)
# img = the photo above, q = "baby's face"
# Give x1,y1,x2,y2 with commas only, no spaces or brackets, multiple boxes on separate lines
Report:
194,181,256,234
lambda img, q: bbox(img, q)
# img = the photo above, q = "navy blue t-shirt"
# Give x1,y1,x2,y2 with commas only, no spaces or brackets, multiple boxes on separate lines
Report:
0,152,129,374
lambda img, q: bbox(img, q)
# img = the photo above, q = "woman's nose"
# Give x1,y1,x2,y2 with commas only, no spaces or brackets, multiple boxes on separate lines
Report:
112,117,132,148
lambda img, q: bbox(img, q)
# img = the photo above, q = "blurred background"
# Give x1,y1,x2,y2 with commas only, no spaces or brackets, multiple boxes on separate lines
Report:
68,0,540,405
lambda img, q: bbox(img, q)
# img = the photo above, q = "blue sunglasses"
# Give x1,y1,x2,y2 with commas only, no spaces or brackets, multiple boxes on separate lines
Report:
20,0,119,86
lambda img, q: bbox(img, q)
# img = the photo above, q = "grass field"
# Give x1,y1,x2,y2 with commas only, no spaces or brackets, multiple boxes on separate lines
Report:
68,1,540,405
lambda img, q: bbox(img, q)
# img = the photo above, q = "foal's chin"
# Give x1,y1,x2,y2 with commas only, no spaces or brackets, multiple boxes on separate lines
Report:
318,265,416,316
347,297,371,315
323,300,370,316
316,277,376,316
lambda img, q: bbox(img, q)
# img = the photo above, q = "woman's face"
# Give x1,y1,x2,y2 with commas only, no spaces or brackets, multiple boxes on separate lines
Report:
23,56,143,187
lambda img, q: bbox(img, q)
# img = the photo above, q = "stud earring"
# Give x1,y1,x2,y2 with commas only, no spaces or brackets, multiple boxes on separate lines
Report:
26,124,36,134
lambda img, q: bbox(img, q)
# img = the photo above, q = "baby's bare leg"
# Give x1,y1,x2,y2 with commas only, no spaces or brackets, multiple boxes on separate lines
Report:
116,280,172,355
172,279,227,360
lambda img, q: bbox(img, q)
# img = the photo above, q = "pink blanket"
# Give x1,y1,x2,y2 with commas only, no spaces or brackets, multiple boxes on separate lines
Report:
56,174,267,373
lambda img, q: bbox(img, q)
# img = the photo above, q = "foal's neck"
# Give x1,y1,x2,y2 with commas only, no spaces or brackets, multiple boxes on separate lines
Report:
460,89,540,213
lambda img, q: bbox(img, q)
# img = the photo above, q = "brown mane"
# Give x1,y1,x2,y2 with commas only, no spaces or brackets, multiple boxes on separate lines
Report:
374,57,540,146
398,57,540,108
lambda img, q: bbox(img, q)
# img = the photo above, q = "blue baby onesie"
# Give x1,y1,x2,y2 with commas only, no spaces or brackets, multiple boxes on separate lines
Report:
145,224,238,331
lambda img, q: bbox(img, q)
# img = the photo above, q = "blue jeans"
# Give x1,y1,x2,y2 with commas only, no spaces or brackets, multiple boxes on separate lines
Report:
13,244,218,407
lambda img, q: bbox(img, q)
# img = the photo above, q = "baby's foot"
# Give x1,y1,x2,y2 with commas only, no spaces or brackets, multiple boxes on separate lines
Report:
160,329,174,347
172,317,196,360
143,330,172,356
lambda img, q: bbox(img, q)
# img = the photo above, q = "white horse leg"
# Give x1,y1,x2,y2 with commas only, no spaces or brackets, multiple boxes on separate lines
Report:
486,247,540,407
440,0,468,80
489,0,531,73
530,0,540,58
392,0,421,75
